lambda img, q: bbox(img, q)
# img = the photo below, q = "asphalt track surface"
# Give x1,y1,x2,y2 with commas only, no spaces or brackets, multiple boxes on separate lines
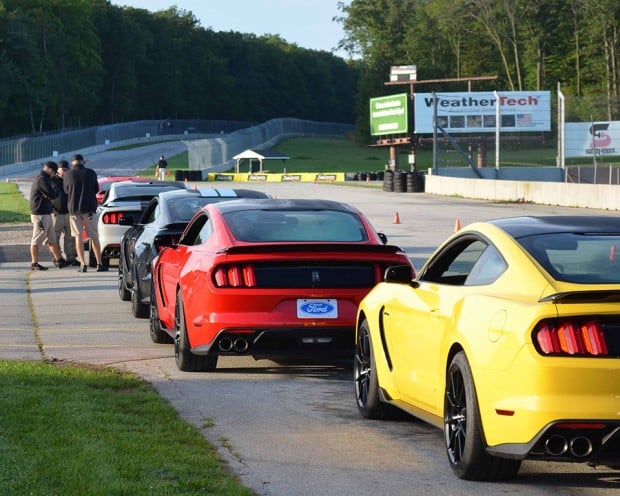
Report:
1,144,618,495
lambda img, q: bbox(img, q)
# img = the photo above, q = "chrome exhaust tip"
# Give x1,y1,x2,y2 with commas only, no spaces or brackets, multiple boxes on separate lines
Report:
569,437,593,458
233,338,249,353
545,435,568,456
218,337,233,352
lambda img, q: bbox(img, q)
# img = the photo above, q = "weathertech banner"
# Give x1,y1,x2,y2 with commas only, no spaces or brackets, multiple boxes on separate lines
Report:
565,121,620,157
414,91,551,134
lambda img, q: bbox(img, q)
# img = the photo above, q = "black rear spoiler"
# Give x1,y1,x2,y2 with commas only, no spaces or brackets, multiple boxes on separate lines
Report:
539,290,620,303
219,243,406,255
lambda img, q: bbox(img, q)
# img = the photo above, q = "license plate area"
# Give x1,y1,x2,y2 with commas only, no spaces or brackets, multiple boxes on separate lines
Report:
297,299,338,319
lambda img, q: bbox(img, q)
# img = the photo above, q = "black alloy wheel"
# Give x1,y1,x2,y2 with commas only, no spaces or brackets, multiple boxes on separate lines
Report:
174,291,217,372
118,264,130,301
354,319,397,419
149,284,173,344
444,351,521,480
130,267,149,319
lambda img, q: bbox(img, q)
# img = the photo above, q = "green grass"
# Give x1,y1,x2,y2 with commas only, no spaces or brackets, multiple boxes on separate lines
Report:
0,182,31,223
0,360,253,496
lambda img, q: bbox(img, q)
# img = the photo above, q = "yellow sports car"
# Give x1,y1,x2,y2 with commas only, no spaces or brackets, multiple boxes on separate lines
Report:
354,216,620,480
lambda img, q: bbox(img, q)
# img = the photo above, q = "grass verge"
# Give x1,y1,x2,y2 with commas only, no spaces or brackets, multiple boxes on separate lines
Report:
0,182,30,223
0,360,253,495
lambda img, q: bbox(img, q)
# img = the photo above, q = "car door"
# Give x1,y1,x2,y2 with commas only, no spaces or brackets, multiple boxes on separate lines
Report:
385,237,497,414
157,214,209,325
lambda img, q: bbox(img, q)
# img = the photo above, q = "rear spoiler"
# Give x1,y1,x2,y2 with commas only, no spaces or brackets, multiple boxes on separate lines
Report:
218,243,406,255
539,290,620,303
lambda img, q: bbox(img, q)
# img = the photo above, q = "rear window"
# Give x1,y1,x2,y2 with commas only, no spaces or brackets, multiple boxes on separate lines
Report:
518,233,620,283
168,197,232,223
224,209,367,242
109,185,182,202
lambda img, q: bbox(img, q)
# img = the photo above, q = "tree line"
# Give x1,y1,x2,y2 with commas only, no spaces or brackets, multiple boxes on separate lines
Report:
0,0,358,137
2,1,618,144
337,0,620,140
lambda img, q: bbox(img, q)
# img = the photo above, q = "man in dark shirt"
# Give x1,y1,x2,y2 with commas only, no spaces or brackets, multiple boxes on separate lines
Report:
51,160,78,266
63,153,107,272
29,161,67,270
156,155,168,181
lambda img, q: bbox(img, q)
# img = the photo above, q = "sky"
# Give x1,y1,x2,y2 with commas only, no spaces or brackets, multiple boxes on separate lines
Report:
111,0,351,58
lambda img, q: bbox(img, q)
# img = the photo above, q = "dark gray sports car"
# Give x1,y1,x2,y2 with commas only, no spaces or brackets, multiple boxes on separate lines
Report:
118,187,270,325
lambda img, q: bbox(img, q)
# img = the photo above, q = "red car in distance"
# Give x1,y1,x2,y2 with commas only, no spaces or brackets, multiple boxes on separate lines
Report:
151,198,414,372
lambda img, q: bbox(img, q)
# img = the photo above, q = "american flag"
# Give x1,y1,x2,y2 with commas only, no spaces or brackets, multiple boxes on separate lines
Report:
517,114,532,126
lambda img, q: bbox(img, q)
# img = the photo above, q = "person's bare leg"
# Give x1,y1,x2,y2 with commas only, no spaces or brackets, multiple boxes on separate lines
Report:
30,244,39,264
90,238,103,265
75,237,86,266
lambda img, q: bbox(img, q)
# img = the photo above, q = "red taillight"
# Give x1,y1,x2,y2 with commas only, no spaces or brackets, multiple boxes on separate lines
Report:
213,264,257,288
102,212,126,224
533,319,610,357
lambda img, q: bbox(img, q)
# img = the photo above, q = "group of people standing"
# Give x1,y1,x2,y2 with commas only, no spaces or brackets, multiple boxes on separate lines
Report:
29,153,107,273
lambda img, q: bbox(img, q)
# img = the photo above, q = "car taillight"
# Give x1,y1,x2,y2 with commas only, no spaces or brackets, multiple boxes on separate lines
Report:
213,264,257,288
102,212,127,224
533,319,609,356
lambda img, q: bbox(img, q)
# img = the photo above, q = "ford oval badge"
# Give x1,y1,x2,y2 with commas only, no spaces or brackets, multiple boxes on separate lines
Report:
297,299,338,319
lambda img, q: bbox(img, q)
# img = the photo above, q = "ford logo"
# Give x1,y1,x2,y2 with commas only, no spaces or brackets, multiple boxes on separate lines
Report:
300,302,335,314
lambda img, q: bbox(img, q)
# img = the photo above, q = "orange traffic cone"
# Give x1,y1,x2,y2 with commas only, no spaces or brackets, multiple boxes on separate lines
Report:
454,218,462,232
393,212,401,224
610,245,616,262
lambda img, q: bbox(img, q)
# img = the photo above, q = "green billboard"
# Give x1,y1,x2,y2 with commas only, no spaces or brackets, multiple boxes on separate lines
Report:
369,93,408,136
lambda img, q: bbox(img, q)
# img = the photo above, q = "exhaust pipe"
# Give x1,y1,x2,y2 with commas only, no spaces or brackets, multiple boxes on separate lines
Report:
233,338,249,352
569,437,593,458
218,338,233,352
545,435,568,456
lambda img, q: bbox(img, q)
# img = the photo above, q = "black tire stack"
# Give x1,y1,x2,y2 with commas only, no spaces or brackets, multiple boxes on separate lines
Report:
383,170,394,191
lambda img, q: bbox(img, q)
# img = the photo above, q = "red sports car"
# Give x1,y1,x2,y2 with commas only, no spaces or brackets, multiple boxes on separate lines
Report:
151,198,414,371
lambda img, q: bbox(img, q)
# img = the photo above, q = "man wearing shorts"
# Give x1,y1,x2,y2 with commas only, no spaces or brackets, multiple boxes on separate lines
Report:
63,153,107,272
29,161,68,271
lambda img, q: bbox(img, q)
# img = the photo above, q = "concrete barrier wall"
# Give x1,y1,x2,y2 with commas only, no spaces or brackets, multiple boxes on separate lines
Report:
425,174,620,211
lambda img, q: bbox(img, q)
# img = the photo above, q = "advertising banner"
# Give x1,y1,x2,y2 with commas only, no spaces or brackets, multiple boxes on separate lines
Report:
369,93,408,136
414,91,551,134
565,121,620,157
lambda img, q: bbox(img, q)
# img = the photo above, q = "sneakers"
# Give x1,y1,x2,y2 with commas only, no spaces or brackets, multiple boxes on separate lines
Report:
96,264,109,272
77,264,87,273
30,262,48,271
54,258,68,269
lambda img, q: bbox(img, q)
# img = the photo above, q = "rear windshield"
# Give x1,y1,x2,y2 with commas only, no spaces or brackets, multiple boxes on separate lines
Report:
108,185,182,202
168,197,231,223
224,209,368,242
518,233,620,283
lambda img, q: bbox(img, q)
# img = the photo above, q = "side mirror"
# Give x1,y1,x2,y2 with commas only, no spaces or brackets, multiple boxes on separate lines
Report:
378,232,388,245
384,264,416,285
154,234,177,251
118,216,134,226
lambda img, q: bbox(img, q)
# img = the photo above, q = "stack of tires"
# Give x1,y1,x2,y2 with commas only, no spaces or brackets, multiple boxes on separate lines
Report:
383,170,394,191
382,170,425,193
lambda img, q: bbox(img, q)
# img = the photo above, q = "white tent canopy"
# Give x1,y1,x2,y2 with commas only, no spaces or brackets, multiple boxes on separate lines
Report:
233,148,289,173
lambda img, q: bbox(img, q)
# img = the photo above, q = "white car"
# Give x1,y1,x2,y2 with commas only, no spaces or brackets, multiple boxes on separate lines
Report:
91,180,187,267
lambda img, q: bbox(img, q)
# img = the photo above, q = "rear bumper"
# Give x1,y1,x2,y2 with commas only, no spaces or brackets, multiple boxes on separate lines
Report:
487,421,620,467
192,327,354,360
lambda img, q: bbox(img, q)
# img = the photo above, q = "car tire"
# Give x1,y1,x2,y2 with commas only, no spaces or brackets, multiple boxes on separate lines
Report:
444,351,521,481
118,264,130,301
130,268,149,319
149,284,173,344
354,319,400,419
174,291,218,372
